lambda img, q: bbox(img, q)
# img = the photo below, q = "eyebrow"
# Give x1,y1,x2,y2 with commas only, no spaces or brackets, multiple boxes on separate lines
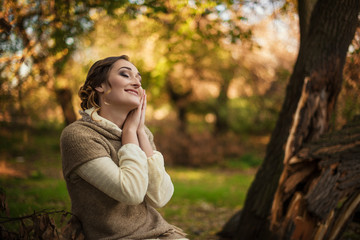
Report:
119,66,142,79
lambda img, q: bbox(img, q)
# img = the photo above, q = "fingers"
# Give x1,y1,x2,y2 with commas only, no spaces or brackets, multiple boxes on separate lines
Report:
124,90,146,132
142,90,147,110
139,90,146,128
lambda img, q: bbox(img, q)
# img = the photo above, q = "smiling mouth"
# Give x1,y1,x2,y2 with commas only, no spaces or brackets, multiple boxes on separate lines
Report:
125,89,139,96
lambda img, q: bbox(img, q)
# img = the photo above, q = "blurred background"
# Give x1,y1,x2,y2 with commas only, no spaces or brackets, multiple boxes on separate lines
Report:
1,0,359,239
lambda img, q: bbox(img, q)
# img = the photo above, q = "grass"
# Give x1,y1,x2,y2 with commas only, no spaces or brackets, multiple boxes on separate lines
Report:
225,153,263,169
0,123,259,239
0,167,254,239
2,123,357,239
168,168,252,208
1,177,70,217
160,168,254,239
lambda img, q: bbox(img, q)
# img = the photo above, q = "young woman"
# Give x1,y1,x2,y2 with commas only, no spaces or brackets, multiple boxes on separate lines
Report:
60,56,187,239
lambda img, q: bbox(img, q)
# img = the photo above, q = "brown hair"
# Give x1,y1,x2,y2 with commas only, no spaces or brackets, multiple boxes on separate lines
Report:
79,55,130,110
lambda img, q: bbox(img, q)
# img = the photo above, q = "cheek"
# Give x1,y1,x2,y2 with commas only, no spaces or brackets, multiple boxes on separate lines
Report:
108,79,126,94
110,79,122,88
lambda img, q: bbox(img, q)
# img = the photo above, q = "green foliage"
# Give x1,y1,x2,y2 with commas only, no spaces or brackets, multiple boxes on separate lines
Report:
225,153,263,169
148,57,171,100
227,97,278,134
1,0,122,123
0,122,62,166
1,0,291,136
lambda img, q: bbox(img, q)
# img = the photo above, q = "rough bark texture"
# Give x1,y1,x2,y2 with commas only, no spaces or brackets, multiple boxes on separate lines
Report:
271,115,360,239
219,0,360,239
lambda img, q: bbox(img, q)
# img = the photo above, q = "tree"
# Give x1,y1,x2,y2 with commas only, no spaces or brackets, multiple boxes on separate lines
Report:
220,0,360,239
1,0,251,127
127,0,250,133
0,0,139,125
1,0,98,123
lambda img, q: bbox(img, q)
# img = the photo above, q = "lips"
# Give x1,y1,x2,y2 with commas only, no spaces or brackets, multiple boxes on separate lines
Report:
125,89,139,96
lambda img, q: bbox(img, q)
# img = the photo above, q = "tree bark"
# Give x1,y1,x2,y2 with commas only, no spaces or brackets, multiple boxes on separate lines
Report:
298,0,317,46
271,115,360,239
219,0,360,239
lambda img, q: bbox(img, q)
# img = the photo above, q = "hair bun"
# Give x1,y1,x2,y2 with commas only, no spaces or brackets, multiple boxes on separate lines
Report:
79,85,97,110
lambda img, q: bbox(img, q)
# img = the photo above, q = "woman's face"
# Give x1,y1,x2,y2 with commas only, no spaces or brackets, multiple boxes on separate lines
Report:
97,59,142,110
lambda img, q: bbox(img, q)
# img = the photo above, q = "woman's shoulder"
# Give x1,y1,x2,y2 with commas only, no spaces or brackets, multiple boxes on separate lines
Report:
60,120,100,142
62,120,89,133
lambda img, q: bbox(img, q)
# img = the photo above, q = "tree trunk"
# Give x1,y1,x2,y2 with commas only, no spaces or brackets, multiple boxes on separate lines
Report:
272,115,360,239
178,106,188,130
55,88,77,125
214,74,231,135
298,0,317,46
219,0,360,239
166,79,192,131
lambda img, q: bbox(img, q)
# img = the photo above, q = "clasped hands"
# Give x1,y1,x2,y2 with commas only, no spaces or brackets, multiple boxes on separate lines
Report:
122,89,154,157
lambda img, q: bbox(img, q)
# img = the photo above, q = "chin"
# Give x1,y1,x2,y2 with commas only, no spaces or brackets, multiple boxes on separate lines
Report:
127,101,141,110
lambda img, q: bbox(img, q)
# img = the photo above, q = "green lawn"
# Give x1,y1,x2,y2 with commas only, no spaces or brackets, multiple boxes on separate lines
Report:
161,168,254,239
0,123,257,239
1,178,70,217
0,167,254,239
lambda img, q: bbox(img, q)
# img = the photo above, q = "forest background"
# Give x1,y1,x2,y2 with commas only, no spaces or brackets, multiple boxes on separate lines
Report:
0,0,359,239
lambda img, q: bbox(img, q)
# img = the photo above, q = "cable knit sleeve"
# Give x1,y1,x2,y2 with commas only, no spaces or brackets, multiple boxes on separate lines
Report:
75,143,149,205
145,151,174,208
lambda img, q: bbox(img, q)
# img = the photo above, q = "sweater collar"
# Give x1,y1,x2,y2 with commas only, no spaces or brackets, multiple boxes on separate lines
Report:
80,107,122,138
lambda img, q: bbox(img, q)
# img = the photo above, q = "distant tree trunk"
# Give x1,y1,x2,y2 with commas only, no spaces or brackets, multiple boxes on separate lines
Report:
214,65,236,135
178,106,187,130
219,0,360,239
55,88,77,125
214,74,231,135
166,80,192,131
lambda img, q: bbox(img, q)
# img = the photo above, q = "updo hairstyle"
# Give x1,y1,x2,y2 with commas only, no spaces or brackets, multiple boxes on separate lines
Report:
79,55,130,110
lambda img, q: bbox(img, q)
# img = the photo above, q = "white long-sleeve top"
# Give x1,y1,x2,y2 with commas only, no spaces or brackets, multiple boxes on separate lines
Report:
74,145,174,208
72,108,174,208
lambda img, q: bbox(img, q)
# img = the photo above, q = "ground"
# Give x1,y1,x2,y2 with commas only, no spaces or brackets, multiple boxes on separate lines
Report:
0,159,255,239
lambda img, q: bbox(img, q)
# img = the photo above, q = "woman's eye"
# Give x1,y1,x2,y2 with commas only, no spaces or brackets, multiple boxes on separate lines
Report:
120,72,129,78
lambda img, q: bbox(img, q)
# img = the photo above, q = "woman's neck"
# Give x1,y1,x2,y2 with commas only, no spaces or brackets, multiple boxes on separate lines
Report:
98,106,130,129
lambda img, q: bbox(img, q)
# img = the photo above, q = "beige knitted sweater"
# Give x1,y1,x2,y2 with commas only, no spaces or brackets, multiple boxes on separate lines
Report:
60,111,186,240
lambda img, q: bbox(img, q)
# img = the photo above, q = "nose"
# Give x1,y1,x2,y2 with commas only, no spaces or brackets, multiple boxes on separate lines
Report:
131,77,141,88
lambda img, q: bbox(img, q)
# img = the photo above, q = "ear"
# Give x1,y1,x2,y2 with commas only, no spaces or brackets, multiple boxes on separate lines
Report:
95,84,105,93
